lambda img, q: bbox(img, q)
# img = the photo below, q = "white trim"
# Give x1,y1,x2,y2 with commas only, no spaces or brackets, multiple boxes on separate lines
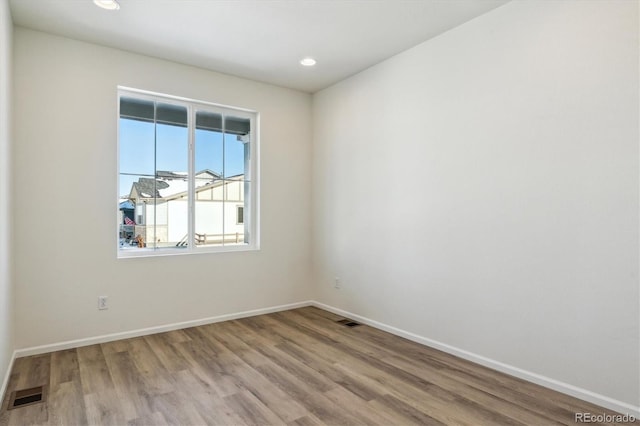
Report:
15,301,313,358
118,242,259,259
118,86,257,114
116,87,259,258
0,350,17,406
10,300,638,418
310,301,640,418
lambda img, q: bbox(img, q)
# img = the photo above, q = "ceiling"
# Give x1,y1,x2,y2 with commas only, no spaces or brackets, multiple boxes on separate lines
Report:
9,0,509,93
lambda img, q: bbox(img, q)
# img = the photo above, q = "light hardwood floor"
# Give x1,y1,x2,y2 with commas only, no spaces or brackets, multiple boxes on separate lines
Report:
0,307,632,425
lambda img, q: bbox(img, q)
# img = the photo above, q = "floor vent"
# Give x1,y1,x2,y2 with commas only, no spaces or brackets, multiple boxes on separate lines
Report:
337,319,361,327
7,385,47,410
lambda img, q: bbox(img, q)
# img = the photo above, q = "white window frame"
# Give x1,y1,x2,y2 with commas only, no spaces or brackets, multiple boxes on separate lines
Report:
117,87,260,258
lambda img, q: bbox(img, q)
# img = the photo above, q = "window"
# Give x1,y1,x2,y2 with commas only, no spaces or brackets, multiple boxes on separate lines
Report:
118,88,258,256
236,206,244,225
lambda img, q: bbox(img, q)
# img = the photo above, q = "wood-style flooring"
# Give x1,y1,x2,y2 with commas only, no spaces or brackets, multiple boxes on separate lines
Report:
0,307,631,425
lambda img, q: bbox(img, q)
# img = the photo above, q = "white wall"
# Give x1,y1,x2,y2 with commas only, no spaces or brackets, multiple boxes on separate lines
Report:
312,0,639,409
12,28,313,348
0,0,13,397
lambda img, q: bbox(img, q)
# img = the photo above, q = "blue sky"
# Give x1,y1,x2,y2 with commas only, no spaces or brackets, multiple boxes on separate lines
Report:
119,119,246,197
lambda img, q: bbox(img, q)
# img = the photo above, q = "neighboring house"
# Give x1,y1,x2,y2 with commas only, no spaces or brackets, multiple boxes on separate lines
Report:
118,199,136,240
121,170,246,248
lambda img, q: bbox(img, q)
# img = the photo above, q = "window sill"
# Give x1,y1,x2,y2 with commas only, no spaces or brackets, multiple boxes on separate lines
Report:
117,244,259,259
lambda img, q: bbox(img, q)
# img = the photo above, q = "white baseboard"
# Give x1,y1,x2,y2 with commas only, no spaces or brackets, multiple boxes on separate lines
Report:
0,350,17,407
311,301,640,418
15,300,313,358
10,299,639,418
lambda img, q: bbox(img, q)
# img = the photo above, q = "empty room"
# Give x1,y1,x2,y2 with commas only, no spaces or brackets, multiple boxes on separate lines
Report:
0,0,638,424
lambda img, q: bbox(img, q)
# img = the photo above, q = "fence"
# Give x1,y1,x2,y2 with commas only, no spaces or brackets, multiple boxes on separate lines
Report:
176,232,244,247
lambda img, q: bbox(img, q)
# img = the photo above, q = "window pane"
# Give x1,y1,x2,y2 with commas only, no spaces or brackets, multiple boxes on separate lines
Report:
119,174,189,252
119,118,155,176
194,175,224,247
118,103,189,253
224,179,249,246
194,111,225,248
119,174,146,252
156,103,188,127
196,110,223,132
225,116,250,135
154,173,189,249
193,178,247,247
153,109,188,250
145,196,190,250
156,122,188,174
195,111,223,178
120,97,154,122
224,115,250,179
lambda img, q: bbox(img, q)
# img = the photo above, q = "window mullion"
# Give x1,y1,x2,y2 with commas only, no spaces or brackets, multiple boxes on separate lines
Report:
153,101,158,251
222,113,226,246
188,105,195,252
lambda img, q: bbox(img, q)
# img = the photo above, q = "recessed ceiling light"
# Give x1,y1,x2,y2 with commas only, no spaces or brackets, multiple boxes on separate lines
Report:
93,0,120,10
300,58,317,67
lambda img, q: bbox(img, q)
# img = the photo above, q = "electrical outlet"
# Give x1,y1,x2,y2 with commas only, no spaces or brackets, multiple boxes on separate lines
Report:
334,277,342,289
98,296,108,310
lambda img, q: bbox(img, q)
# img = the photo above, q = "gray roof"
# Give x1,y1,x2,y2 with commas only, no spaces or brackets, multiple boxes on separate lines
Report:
130,170,221,199
132,178,169,199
